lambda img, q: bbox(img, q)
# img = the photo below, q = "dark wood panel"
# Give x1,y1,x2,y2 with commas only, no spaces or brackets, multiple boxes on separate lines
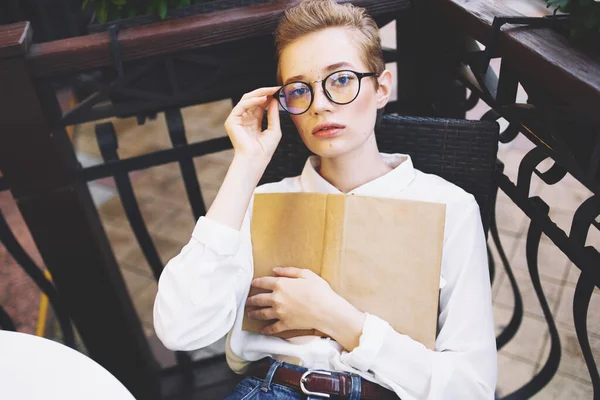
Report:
25,0,410,78
432,0,600,120
0,22,32,58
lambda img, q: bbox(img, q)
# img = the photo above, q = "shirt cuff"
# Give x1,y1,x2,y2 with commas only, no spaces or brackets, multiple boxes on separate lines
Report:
191,216,242,256
341,313,391,372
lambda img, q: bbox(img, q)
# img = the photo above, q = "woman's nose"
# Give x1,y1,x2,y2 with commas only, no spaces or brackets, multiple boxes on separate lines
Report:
310,84,334,114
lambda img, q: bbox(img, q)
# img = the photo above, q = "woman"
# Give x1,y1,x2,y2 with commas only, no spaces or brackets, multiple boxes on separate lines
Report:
153,0,497,398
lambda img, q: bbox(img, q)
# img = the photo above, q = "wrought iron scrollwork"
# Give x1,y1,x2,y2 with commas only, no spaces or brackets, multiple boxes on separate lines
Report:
466,14,600,398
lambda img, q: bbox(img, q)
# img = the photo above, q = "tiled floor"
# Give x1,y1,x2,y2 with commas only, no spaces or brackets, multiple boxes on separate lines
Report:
1,15,598,399
72,103,600,398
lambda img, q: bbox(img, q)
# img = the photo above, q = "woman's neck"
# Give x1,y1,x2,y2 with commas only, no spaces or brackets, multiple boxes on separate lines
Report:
318,135,393,193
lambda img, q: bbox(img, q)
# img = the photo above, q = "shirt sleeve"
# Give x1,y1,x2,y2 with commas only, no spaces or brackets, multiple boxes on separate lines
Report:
340,198,497,399
153,209,253,352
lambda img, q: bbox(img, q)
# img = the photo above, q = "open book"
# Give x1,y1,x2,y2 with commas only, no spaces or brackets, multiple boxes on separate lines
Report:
242,192,446,349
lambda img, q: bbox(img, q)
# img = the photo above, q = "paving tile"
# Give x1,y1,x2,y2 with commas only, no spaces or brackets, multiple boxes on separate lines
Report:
497,146,527,185
160,176,219,211
142,321,156,338
496,352,536,398
536,176,593,215
531,372,593,400
72,120,105,158
131,163,183,198
0,247,40,334
537,323,600,385
100,222,137,266
154,208,196,245
510,234,571,284
180,100,232,143
494,304,549,364
135,195,183,229
98,195,131,231
122,233,183,275
488,233,518,301
115,116,174,158
120,267,156,298
584,224,600,252
545,210,576,243
564,263,580,287
160,179,207,211
200,149,234,165
202,186,219,210
88,182,117,207
100,192,181,233
131,280,159,327
148,332,177,368
194,157,231,189
494,267,562,320
555,285,600,339
495,188,528,237
492,272,507,304
76,151,103,168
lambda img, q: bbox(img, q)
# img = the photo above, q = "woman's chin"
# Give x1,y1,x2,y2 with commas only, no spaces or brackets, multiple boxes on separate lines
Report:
309,142,352,159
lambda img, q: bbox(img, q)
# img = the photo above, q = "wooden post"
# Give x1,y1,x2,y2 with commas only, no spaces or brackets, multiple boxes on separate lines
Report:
0,22,161,400
395,1,467,118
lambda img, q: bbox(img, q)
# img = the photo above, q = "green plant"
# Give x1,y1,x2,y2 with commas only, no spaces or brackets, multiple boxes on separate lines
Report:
546,0,600,40
83,0,213,24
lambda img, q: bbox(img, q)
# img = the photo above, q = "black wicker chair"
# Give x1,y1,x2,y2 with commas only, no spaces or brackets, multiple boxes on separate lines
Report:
261,113,499,236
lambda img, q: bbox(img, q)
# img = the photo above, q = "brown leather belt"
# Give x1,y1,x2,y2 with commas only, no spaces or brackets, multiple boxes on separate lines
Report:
250,361,398,399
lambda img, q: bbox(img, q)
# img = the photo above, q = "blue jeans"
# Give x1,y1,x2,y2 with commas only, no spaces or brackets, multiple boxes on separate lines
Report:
225,357,363,400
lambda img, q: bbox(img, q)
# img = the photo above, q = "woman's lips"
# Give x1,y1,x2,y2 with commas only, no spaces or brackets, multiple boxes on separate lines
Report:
313,127,344,138
312,122,346,137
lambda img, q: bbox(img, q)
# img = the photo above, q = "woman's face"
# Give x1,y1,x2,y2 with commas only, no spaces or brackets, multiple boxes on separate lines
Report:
279,27,392,159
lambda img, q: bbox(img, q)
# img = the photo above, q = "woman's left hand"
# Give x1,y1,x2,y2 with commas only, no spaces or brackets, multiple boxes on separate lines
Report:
246,267,342,335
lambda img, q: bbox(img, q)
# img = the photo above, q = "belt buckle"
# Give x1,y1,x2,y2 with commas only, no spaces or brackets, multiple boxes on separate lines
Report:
299,370,332,398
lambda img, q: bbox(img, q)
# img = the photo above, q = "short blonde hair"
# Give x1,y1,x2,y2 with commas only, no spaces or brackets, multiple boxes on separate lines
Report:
274,0,385,87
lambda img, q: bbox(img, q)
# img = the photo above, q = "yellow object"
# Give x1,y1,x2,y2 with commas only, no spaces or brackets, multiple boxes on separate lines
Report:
36,269,52,337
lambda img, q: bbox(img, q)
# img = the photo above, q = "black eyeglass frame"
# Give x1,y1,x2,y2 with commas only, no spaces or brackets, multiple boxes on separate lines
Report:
273,70,379,115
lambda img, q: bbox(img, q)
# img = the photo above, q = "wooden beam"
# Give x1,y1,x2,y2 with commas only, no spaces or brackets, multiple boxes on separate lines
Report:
0,22,32,59
432,0,600,121
25,0,410,78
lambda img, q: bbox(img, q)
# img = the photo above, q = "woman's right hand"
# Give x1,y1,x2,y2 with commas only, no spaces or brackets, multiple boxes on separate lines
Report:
224,87,282,164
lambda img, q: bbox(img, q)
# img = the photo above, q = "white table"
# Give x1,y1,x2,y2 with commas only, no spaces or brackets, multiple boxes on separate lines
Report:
0,330,135,400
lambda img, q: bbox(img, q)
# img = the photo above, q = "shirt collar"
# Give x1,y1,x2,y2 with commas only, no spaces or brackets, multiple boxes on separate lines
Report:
299,153,416,196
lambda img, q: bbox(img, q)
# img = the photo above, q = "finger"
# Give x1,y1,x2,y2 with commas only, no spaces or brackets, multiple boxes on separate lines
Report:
261,321,287,335
230,96,269,118
240,86,281,101
245,293,274,307
247,307,278,321
266,98,281,132
273,267,307,279
251,276,279,291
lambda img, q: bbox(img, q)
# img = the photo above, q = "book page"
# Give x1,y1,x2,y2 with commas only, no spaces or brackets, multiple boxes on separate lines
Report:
338,196,445,349
242,192,328,337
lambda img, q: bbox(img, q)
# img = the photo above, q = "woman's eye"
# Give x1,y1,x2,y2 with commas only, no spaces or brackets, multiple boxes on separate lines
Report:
290,87,308,97
333,75,353,86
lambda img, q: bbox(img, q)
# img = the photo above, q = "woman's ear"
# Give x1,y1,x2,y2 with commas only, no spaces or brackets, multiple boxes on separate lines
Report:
375,69,393,109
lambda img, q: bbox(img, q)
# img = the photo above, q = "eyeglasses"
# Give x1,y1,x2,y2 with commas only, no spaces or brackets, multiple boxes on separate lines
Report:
274,70,379,115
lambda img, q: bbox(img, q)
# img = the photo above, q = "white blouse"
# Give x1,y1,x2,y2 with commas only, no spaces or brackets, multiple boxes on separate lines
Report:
153,153,497,399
